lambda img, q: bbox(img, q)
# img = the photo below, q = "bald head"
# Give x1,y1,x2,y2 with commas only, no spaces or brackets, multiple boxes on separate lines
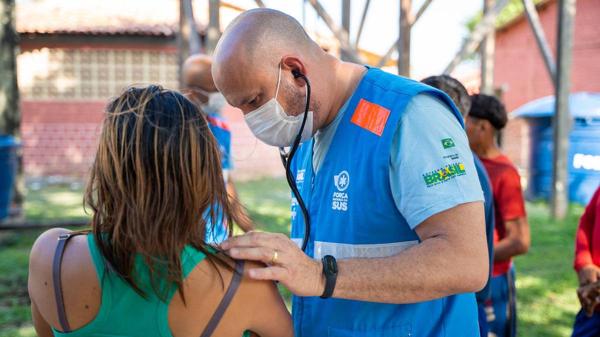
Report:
214,8,319,72
211,9,329,113
182,54,216,92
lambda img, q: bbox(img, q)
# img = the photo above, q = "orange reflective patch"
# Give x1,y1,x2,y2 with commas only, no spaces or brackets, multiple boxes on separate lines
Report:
350,99,390,136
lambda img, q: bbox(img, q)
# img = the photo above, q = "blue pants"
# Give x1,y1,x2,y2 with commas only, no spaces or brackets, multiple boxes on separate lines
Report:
572,310,600,337
487,268,517,337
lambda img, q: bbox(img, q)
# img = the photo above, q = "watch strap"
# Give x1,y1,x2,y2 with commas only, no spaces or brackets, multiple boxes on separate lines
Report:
320,255,337,299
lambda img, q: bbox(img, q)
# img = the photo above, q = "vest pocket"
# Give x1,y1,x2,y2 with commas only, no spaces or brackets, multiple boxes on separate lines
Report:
327,324,412,337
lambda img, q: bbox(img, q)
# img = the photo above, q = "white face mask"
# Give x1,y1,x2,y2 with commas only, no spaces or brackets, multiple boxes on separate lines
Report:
244,64,314,148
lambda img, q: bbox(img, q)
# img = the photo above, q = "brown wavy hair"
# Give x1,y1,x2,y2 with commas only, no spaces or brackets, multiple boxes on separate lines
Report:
84,85,238,301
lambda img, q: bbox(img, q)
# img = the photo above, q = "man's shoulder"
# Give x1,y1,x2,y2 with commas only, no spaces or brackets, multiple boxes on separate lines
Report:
399,93,462,134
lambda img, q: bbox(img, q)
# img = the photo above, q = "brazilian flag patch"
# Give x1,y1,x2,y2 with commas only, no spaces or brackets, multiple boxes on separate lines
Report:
441,138,455,149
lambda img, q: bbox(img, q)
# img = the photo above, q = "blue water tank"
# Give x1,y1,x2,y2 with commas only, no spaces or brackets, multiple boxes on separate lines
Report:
0,135,19,221
513,92,600,205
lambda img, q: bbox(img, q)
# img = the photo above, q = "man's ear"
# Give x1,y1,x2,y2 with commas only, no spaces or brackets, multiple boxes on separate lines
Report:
281,55,307,87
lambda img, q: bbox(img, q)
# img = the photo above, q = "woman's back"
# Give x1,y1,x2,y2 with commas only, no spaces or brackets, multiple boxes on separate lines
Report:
27,86,292,337
28,228,292,337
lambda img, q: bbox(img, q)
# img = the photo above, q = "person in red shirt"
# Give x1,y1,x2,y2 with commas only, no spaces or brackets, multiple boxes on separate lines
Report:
572,186,600,337
466,94,530,337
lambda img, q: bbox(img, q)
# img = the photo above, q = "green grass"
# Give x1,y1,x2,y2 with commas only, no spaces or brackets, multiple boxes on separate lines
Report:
513,202,584,337
1,184,91,337
236,178,291,235
0,178,588,336
23,185,90,222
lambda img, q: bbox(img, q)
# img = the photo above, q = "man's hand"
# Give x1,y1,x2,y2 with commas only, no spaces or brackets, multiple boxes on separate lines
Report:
577,280,600,316
221,231,325,297
578,265,600,286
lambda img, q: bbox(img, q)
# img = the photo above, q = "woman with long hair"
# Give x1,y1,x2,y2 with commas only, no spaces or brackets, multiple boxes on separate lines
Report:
27,85,292,337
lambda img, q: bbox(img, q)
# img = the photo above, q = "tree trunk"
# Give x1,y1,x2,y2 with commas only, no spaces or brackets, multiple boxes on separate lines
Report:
0,0,19,136
178,0,190,88
0,0,24,213
397,0,411,77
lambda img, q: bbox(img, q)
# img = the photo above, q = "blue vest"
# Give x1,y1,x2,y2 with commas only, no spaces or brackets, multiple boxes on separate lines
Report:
290,68,479,337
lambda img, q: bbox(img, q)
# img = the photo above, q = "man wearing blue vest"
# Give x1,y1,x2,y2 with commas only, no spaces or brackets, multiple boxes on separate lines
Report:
216,9,488,337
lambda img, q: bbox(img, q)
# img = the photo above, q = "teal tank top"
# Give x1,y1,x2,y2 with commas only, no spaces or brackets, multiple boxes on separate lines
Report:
52,233,249,337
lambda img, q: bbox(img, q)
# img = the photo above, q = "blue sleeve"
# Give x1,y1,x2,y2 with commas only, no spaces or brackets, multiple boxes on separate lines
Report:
473,155,495,302
389,93,484,229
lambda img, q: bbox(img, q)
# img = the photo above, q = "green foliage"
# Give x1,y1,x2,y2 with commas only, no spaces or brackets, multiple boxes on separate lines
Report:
466,0,546,32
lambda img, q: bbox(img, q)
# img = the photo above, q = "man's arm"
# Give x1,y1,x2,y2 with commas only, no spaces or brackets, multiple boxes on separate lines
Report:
222,201,488,303
493,217,530,262
333,201,488,303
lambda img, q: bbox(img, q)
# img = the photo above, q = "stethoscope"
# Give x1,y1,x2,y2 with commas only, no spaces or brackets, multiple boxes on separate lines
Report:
279,69,311,252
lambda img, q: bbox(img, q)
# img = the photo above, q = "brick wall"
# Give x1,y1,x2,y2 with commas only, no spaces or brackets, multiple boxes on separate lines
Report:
21,101,105,177
494,0,600,171
17,45,284,181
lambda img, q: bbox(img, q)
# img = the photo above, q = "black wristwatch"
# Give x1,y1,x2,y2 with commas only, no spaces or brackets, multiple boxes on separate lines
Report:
320,255,338,299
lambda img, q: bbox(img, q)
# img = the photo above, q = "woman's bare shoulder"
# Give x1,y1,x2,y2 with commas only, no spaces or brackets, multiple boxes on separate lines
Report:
170,259,292,337
29,228,74,276
28,228,100,331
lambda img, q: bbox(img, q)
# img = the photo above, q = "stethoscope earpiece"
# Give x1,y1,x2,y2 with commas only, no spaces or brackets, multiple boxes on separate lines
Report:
292,69,304,79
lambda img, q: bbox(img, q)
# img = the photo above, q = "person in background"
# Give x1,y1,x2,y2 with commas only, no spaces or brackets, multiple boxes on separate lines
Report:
572,185,600,337
466,94,530,337
422,75,495,337
27,85,292,337
183,54,253,242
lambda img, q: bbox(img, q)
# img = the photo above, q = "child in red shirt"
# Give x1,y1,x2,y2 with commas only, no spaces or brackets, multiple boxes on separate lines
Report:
480,154,528,278
466,94,530,337
572,186,600,337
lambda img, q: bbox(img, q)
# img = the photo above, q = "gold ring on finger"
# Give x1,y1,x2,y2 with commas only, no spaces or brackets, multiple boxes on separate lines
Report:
271,250,279,265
